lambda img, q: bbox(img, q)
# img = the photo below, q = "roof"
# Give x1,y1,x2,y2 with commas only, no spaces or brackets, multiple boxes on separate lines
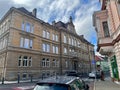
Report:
38,76,78,84
17,7,35,17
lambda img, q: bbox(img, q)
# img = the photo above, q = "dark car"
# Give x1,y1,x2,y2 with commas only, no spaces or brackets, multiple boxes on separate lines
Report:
33,76,88,90
65,71,79,77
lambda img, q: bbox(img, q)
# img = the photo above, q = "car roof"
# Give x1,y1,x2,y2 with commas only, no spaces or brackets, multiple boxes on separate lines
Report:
38,76,78,84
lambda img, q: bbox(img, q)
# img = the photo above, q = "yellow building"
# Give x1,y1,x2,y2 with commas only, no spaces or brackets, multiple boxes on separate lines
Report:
0,7,94,80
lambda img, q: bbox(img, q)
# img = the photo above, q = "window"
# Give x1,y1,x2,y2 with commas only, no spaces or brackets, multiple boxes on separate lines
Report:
64,47,67,54
72,38,74,45
18,56,32,67
56,35,58,41
52,34,55,40
102,21,110,37
43,30,46,38
29,57,32,66
47,32,50,39
43,30,50,39
23,56,28,66
52,59,59,67
65,60,68,68
46,59,50,67
31,25,34,33
20,37,33,49
24,38,29,48
74,39,77,46
21,22,34,33
52,59,56,67
21,22,24,30
41,58,50,67
42,58,46,67
78,41,80,47
52,45,58,54
64,35,67,43
52,34,58,41
0,35,8,50
42,43,50,52
26,23,31,32
69,38,71,45
18,56,22,66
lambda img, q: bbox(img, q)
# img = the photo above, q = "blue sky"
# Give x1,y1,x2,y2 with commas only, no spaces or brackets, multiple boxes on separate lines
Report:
0,0,101,54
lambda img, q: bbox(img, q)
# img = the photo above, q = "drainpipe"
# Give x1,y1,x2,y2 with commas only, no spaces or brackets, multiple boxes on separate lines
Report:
59,30,62,75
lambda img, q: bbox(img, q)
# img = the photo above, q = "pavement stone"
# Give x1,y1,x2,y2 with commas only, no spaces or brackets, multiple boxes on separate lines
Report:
95,80,120,90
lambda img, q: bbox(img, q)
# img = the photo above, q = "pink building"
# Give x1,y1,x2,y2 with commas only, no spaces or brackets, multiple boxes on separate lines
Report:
93,0,120,81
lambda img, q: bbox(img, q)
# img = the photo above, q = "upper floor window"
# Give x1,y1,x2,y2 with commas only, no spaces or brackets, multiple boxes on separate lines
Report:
52,45,58,54
64,35,67,43
65,60,68,68
69,37,71,45
22,22,25,30
21,22,34,33
42,43,50,52
0,35,8,50
20,37,33,49
64,47,67,54
102,21,110,37
72,38,74,45
43,30,50,39
52,34,58,41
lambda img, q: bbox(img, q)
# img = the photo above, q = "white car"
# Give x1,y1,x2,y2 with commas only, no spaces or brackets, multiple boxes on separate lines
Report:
88,72,96,78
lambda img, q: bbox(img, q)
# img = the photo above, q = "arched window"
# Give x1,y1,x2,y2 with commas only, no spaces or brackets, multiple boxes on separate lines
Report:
42,58,45,67
18,56,22,66
29,57,32,66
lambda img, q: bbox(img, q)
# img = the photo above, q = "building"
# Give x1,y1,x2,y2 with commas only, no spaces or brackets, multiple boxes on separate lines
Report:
0,7,94,80
93,0,120,81
95,55,109,72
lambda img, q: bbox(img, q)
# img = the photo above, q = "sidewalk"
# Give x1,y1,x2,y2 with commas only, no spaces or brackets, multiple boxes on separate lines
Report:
94,80,120,90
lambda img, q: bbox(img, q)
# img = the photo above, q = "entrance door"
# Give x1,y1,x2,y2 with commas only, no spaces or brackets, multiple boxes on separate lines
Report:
110,55,119,79
73,61,78,71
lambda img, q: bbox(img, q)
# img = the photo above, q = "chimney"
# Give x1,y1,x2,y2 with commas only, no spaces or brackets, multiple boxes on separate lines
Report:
32,8,37,17
52,21,56,26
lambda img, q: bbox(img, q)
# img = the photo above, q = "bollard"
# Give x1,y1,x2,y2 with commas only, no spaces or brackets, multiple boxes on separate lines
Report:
18,75,20,83
31,75,33,82
2,77,4,84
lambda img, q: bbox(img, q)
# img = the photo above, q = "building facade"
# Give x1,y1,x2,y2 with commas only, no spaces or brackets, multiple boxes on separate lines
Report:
0,7,94,80
93,0,120,81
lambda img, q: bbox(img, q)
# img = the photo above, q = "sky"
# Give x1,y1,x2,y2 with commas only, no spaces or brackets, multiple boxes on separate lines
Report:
0,0,101,55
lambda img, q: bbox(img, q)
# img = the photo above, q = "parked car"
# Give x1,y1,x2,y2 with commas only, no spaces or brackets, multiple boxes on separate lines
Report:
88,71,96,79
33,76,89,90
65,71,79,77
89,71,101,79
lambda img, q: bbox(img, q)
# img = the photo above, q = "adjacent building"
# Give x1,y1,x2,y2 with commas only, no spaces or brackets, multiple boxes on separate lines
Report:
0,7,94,80
93,0,120,81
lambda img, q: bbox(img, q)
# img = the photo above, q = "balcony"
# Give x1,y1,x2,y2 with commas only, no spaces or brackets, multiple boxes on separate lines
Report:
98,37,113,55
99,46,113,55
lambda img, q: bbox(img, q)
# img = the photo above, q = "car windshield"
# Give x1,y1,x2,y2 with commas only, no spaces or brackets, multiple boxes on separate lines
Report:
34,83,69,90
